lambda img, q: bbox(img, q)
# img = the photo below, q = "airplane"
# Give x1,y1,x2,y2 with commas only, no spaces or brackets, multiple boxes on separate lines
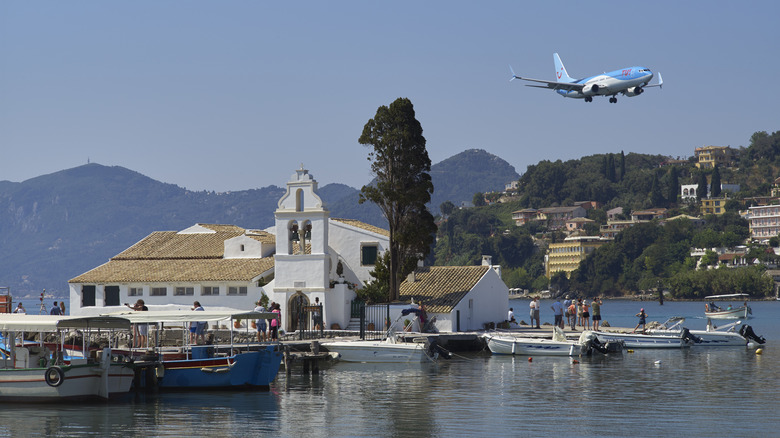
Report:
509,53,662,103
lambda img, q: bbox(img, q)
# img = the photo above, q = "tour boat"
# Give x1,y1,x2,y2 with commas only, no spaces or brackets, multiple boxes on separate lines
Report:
704,294,752,319
0,315,135,402
647,317,765,347
109,309,283,389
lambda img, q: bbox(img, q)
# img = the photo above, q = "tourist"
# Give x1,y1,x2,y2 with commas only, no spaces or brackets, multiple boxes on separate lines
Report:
529,297,540,329
50,301,62,315
591,297,602,331
254,300,267,342
632,308,647,333
126,299,149,348
13,302,25,314
59,301,66,315
508,307,516,324
270,303,281,340
313,297,323,331
576,299,583,328
563,295,573,328
567,301,576,330
191,301,206,344
551,298,564,329
582,299,591,330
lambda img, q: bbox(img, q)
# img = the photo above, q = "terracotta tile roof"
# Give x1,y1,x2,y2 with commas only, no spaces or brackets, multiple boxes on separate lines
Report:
399,265,489,313
114,230,244,260
245,230,276,244
69,257,275,283
331,218,389,237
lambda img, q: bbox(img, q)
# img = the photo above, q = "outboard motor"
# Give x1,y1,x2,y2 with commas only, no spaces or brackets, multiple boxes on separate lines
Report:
425,339,452,360
739,325,766,345
680,328,703,345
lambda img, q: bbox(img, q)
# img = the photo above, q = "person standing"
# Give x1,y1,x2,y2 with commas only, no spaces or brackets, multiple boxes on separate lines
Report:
125,299,148,348
313,297,323,331
551,298,564,329
581,299,591,330
191,301,206,345
576,299,583,328
50,301,62,315
633,308,647,333
14,303,25,314
567,301,576,330
591,297,602,331
563,295,572,329
59,301,66,315
270,303,281,340
254,301,268,342
529,297,540,329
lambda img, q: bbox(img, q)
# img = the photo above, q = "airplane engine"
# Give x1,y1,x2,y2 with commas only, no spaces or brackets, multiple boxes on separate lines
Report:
582,84,599,96
624,86,644,97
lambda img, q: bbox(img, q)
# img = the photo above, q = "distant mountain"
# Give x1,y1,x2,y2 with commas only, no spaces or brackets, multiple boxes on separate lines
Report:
429,149,519,210
0,150,515,297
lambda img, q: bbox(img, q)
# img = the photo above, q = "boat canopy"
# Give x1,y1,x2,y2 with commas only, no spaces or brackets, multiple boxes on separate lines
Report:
102,310,278,325
704,294,749,300
0,315,131,332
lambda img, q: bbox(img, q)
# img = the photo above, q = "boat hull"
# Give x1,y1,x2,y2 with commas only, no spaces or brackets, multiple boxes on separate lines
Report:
593,331,690,349
485,335,584,356
0,363,134,402
322,340,429,363
157,346,283,389
705,307,750,320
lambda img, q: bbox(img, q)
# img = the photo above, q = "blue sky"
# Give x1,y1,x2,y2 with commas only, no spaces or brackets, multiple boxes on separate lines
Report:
2,2,778,192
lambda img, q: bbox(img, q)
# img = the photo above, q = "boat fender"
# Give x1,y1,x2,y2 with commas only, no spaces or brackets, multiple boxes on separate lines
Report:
756,348,763,355
44,366,65,387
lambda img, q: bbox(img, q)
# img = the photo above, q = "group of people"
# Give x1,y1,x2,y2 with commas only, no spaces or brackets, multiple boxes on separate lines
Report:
12,301,66,315
508,296,603,331
254,301,281,342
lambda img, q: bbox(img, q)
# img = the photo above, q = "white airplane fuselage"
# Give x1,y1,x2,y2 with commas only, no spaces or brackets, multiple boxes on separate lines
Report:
556,68,653,99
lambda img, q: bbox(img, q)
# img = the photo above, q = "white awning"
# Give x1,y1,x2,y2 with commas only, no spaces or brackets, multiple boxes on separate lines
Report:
0,315,131,332
100,310,278,325
704,294,749,300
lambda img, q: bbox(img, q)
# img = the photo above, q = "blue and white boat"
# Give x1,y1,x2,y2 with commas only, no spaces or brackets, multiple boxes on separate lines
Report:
109,310,283,390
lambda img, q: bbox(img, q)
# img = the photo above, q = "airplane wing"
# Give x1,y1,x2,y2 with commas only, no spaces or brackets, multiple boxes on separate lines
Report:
509,66,583,91
644,72,663,89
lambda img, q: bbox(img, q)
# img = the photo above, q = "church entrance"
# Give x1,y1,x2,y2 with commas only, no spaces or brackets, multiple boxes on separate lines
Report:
287,293,310,332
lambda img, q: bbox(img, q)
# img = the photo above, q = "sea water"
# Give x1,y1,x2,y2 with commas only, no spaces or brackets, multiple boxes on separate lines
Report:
0,299,778,437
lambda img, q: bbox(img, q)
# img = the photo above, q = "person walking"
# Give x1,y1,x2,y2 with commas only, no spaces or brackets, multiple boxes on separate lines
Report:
591,297,603,331
633,308,647,333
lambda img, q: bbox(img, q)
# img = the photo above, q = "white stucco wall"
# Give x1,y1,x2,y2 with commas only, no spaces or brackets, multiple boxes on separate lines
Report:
327,221,389,287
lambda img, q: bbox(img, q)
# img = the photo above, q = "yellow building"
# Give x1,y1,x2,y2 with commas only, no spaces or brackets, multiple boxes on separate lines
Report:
545,236,606,279
694,146,736,169
701,197,728,215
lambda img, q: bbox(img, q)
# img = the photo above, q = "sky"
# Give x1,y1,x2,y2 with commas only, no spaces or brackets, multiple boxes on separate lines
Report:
2,2,779,193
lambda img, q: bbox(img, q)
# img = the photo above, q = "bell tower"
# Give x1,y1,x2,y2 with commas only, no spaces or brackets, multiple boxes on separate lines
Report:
273,166,330,294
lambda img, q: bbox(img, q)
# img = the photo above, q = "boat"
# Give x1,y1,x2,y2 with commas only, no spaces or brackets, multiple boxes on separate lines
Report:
0,315,135,402
592,327,700,349
647,317,765,347
321,335,444,363
109,310,283,389
483,328,619,356
704,294,752,319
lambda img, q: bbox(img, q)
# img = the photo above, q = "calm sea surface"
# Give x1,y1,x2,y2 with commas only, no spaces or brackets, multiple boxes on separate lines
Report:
2,299,779,437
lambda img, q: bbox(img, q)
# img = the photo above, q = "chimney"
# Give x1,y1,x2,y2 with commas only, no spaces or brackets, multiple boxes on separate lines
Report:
482,255,492,266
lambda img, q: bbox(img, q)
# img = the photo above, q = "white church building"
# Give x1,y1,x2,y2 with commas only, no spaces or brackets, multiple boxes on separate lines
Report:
69,167,508,332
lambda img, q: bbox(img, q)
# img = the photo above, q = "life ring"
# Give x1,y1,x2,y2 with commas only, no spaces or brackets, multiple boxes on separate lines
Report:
44,366,65,387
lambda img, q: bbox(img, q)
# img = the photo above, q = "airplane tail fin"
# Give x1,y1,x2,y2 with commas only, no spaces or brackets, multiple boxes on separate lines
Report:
553,53,575,83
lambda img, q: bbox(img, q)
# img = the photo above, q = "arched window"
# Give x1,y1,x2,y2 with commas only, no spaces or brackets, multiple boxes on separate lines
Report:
295,189,304,212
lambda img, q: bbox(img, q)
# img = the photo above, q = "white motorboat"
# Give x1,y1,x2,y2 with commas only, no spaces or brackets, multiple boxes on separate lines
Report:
321,335,442,363
483,328,600,356
646,317,755,347
0,315,135,402
704,294,752,319
593,328,699,349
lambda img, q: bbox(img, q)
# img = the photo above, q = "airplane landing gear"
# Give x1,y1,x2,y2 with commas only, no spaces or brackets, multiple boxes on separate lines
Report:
609,97,618,103
585,97,593,102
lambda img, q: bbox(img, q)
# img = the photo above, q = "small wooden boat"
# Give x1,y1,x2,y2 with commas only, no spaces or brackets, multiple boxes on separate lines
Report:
704,294,752,320
0,315,135,402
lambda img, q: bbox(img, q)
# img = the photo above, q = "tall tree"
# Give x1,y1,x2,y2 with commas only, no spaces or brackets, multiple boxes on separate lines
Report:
620,150,626,181
358,98,436,301
711,166,722,197
666,166,679,206
697,172,709,201
650,171,664,206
